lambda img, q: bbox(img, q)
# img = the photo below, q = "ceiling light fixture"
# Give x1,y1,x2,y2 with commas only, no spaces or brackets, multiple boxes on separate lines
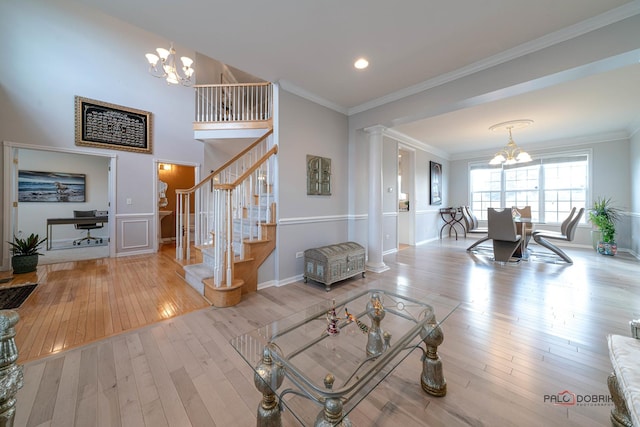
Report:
488,120,533,165
354,58,369,70
145,43,195,86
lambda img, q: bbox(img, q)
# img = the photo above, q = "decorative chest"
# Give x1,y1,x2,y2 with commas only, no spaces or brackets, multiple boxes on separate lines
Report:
304,241,365,291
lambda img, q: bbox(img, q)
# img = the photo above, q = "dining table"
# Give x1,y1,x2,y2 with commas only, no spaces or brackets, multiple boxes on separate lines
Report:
513,216,535,258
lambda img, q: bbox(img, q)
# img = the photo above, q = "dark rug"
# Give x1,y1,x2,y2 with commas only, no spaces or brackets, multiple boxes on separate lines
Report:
0,284,37,309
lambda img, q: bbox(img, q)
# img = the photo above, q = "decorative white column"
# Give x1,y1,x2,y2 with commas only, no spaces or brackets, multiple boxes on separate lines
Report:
364,125,389,273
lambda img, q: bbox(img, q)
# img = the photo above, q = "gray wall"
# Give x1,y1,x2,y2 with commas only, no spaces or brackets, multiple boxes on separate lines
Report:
276,90,349,284
348,131,451,255
346,13,640,258
449,139,632,250
2,0,638,277
631,130,640,257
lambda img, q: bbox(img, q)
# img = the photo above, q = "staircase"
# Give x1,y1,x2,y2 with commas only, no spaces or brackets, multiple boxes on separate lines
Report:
175,82,276,307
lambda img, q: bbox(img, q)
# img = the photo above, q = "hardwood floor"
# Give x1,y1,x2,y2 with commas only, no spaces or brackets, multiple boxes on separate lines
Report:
10,238,640,426
3,244,208,363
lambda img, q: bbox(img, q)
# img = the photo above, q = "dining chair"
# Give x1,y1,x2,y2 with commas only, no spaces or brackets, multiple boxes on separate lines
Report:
463,206,490,251
487,208,523,263
532,208,584,264
560,207,577,235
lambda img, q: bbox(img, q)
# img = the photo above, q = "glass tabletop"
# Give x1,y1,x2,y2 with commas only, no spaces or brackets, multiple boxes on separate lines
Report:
230,282,460,426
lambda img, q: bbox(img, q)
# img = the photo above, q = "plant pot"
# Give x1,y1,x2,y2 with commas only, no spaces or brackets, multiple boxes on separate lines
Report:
597,241,617,256
11,254,39,274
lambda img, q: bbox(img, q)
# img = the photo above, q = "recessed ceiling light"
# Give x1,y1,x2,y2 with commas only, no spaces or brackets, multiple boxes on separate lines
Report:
354,58,369,70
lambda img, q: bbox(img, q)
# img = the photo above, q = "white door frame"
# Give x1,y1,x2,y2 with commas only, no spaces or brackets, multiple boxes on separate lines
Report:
397,144,416,247
153,159,200,252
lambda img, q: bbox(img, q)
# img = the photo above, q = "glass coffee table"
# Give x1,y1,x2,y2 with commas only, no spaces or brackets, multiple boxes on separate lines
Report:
230,283,460,426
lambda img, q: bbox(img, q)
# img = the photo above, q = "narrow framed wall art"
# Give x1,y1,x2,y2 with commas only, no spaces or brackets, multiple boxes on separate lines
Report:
430,161,442,205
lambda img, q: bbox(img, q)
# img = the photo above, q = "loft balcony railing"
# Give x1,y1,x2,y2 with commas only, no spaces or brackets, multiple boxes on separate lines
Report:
194,82,273,127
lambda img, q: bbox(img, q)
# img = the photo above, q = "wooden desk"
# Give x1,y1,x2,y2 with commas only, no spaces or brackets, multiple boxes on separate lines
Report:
46,216,108,250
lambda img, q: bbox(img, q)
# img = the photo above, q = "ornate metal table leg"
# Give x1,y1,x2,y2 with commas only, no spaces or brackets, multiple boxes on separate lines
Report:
608,372,632,427
254,347,284,427
420,313,447,397
315,374,352,427
0,310,23,427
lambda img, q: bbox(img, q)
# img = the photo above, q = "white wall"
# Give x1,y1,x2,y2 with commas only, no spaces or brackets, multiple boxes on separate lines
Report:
0,0,204,264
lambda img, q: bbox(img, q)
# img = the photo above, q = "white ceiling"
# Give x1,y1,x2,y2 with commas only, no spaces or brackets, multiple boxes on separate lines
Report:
79,0,640,157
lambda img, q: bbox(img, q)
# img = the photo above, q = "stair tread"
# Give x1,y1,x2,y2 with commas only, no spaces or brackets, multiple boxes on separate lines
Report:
183,263,214,280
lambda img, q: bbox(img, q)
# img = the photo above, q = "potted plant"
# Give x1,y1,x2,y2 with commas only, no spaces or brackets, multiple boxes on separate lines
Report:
7,233,47,274
588,197,620,256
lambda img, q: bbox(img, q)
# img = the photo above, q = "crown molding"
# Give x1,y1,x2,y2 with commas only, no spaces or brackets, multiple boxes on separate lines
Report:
277,79,348,115
383,129,450,160
449,130,631,161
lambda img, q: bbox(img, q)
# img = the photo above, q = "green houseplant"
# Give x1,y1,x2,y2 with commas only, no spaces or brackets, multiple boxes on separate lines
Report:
7,233,47,273
588,197,620,256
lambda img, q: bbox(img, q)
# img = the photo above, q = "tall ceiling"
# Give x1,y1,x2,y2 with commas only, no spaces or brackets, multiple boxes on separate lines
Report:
78,0,640,157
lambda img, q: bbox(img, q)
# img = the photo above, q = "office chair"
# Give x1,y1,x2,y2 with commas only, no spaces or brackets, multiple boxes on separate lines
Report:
72,210,104,245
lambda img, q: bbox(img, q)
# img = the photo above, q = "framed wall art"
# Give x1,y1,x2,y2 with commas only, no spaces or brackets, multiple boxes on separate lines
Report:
18,170,86,202
75,96,153,154
430,161,442,205
307,155,331,195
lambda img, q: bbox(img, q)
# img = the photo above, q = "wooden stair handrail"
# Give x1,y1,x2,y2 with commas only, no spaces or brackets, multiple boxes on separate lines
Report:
214,145,278,191
176,128,274,195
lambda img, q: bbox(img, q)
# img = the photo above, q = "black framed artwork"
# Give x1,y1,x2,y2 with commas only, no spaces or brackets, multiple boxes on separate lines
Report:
430,161,442,205
75,96,152,154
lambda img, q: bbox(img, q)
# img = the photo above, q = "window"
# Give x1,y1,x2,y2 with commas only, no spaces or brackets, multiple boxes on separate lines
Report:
469,153,588,223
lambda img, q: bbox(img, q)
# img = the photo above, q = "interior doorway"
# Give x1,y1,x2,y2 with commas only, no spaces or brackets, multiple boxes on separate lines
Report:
398,146,415,247
3,143,116,269
155,160,198,251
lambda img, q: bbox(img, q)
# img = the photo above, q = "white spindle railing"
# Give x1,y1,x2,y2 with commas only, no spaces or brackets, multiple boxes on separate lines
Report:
175,129,276,289
195,82,273,123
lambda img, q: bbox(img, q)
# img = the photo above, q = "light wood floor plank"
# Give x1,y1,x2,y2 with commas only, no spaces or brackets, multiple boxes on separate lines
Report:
138,329,192,426
112,337,145,427
14,363,46,427
97,341,121,427
50,351,81,427
11,239,640,426
74,346,98,426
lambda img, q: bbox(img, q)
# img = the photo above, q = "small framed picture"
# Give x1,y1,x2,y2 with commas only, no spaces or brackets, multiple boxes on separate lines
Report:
430,161,442,205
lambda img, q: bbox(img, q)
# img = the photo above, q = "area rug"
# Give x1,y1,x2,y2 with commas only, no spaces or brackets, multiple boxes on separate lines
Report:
0,284,37,309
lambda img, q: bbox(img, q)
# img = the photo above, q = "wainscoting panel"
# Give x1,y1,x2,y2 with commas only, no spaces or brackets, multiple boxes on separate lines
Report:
117,214,152,254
